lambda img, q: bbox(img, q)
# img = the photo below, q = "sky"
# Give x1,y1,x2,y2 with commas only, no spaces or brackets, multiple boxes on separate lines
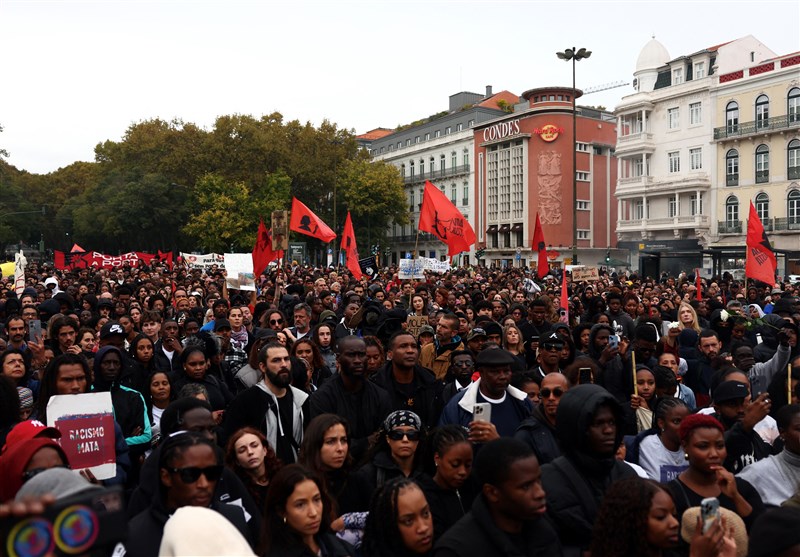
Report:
1,0,799,175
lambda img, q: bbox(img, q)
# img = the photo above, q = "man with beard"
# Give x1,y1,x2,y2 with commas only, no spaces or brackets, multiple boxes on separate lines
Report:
514,372,570,465
309,335,392,462
223,342,309,463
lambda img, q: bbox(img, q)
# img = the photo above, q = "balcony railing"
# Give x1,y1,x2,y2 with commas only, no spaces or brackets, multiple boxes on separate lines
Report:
714,114,800,140
774,217,800,231
718,221,742,234
403,164,471,184
789,167,800,180
726,174,738,187
756,170,769,184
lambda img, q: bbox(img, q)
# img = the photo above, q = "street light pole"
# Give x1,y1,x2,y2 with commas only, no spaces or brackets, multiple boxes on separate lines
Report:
556,47,591,266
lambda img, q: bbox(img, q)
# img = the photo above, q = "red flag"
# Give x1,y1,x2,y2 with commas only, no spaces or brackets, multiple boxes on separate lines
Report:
532,212,548,279
560,270,569,323
695,269,703,301
252,220,283,274
746,202,777,286
340,212,363,280
419,181,476,256
290,197,336,243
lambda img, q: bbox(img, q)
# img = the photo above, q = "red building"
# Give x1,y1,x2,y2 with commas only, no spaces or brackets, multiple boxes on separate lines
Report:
472,87,618,269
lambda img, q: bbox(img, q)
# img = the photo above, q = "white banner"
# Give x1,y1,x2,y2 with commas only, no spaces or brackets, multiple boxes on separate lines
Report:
420,257,452,274
223,253,256,291
180,252,225,269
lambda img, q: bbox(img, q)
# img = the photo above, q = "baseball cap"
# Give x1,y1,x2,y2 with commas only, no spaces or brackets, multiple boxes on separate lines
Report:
214,318,232,332
712,380,749,404
466,327,487,341
99,321,125,339
3,419,61,453
418,325,435,336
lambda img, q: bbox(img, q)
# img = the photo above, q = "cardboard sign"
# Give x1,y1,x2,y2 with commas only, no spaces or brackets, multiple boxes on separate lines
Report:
271,210,289,251
398,259,425,279
47,393,116,480
180,252,225,269
406,315,428,339
224,253,256,291
571,266,600,282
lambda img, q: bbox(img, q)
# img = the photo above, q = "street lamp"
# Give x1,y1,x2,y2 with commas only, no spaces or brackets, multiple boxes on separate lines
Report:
556,47,591,266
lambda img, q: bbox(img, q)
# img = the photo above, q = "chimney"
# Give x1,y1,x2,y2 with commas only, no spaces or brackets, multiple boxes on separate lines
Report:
485,85,493,97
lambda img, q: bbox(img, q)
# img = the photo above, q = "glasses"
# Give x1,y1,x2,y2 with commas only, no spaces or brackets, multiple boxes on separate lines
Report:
270,319,283,325
23,465,70,483
166,465,224,483
387,429,420,441
541,343,563,351
540,387,565,399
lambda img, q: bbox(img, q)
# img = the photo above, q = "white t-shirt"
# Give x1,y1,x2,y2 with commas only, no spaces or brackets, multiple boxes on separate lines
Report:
639,434,688,482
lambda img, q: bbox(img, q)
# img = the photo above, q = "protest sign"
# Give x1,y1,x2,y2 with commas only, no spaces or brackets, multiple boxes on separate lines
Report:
406,315,428,338
47,392,116,480
571,266,600,282
398,259,425,279
420,257,452,274
224,253,256,291
180,252,225,269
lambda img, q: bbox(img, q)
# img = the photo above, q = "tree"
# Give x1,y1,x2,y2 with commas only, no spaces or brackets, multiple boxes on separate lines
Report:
183,170,291,252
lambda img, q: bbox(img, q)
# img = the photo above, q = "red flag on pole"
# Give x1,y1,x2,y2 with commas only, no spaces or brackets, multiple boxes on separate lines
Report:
341,212,363,280
290,197,336,243
532,212,548,279
252,220,283,275
745,202,777,286
695,269,703,301
419,181,476,257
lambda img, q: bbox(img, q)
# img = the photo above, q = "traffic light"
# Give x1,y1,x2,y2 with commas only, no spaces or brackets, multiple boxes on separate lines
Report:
605,250,611,264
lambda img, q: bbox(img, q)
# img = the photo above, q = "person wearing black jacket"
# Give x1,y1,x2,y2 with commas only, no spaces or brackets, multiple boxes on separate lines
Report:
514,373,569,466
125,431,254,557
309,336,392,463
434,438,561,557
371,331,443,429
541,384,638,557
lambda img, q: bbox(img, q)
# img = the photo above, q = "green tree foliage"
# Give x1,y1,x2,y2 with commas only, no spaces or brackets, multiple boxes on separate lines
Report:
183,170,291,252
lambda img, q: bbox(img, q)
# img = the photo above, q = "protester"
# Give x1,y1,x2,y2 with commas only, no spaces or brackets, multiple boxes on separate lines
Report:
362,477,434,557
225,427,282,510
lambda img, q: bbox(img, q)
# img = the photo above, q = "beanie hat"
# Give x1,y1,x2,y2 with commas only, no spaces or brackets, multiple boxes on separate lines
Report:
15,467,99,502
17,387,33,410
158,507,256,556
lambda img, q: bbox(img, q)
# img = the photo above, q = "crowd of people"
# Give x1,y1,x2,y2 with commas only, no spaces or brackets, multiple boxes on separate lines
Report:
1,259,799,557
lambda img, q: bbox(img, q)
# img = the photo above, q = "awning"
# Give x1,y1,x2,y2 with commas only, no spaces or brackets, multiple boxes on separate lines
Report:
486,225,498,233
511,223,524,232
499,224,511,233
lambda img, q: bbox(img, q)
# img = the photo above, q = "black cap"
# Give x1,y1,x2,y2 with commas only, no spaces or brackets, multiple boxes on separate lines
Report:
97,299,114,309
99,321,125,339
214,318,232,332
253,328,278,340
540,331,564,347
712,380,749,403
475,348,516,368
483,321,503,337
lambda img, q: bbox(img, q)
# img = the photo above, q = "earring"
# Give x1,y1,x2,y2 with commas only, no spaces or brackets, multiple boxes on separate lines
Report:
283,516,287,524
684,453,689,460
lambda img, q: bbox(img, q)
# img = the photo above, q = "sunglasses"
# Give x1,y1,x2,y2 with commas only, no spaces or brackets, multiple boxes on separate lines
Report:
23,464,70,483
540,387,565,399
166,465,224,484
387,429,420,441
541,343,563,351
270,319,283,325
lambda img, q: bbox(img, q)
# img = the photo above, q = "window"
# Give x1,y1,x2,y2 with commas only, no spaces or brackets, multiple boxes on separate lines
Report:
449,184,456,203
726,149,739,186
690,148,702,170
673,67,684,84
397,142,402,149
439,155,445,172
445,126,451,134
429,157,435,176
451,152,457,169
668,197,678,218
405,139,411,147
789,88,800,123
691,193,704,216
789,139,800,179
414,136,420,144
462,183,469,205
424,133,430,141
379,147,384,154
409,161,415,178
577,200,590,210
468,120,475,127
456,123,463,132
577,230,590,240
694,61,705,79
668,107,680,129
756,95,769,129
420,159,425,176
726,196,739,224
755,192,769,221
726,101,739,132
435,130,441,138
400,164,405,177
634,200,645,220
409,190,415,208
576,171,590,181
668,151,680,173
788,190,800,223
463,150,469,166
576,142,590,152
689,102,702,124
756,144,769,183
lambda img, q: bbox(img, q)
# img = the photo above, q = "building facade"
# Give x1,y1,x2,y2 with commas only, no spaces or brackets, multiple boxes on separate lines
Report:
472,88,618,269
710,50,800,275
369,87,517,264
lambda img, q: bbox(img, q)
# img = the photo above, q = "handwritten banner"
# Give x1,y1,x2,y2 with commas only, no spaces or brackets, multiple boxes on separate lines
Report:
571,266,600,282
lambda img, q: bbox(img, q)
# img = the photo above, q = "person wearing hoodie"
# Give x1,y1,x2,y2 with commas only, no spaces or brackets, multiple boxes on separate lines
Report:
92,345,152,452
223,341,309,465
731,328,791,397
586,324,631,405
604,291,635,341
514,372,569,465
541,384,638,556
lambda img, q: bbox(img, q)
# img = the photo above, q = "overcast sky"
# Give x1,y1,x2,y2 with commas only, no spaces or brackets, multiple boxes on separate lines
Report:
1,0,798,174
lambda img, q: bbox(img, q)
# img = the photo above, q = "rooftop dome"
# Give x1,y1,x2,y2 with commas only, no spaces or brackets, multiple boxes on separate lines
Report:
635,37,670,73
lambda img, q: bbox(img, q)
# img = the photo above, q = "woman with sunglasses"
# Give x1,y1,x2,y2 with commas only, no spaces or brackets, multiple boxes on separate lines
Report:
514,372,570,466
351,410,427,511
126,431,255,556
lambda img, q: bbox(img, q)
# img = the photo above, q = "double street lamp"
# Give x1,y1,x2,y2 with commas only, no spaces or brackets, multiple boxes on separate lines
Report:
556,47,591,266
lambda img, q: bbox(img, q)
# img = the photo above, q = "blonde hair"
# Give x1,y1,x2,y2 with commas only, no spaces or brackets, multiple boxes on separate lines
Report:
677,302,701,333
503,324,525,355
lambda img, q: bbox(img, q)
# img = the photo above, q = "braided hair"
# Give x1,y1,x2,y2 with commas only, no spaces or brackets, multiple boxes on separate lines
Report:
362,477,425,557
